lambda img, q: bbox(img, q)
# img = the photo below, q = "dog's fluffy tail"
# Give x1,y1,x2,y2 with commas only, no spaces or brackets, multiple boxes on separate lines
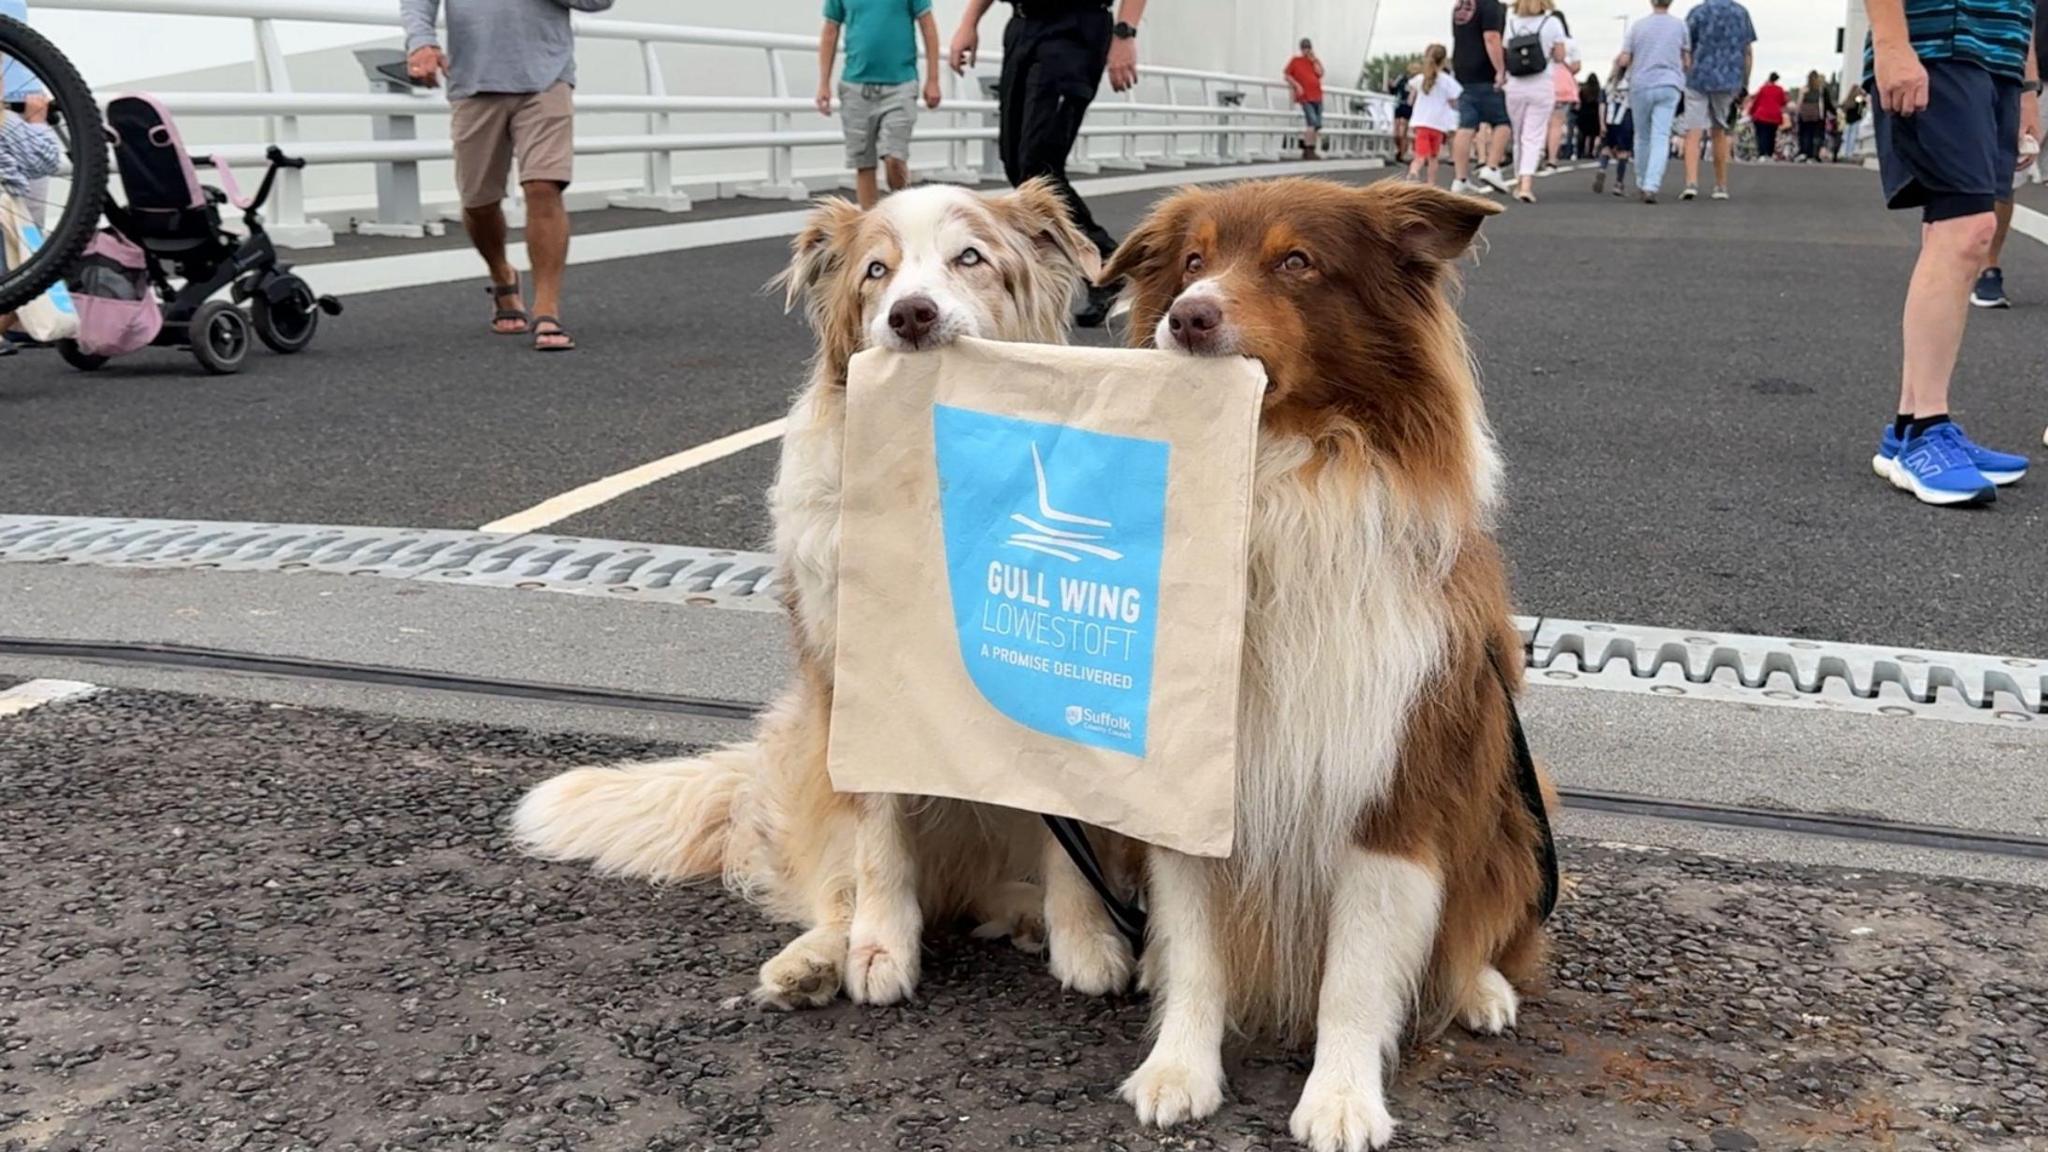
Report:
511,744,758,882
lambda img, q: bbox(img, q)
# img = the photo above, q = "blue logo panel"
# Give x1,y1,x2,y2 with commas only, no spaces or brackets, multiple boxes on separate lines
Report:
933,404,1169,756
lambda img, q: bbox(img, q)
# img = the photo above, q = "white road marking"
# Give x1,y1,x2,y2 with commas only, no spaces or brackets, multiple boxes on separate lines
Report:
296,158,1385,300
0,679,99,718
2008,202,2048,248
478,418,789,533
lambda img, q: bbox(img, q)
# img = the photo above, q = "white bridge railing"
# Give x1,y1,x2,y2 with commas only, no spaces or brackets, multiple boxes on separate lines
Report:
38,0,1395,247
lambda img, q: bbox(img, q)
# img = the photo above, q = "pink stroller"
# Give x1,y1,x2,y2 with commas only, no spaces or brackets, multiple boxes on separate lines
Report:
61,94,341,375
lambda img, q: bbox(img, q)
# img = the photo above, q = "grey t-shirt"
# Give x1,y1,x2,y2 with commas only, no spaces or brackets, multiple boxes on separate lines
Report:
401,0,615,101
1622,11,1690,93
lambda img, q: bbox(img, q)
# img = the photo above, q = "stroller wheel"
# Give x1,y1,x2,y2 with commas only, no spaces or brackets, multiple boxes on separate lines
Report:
191,300,251,375
57,340,108,372
252,275,321,354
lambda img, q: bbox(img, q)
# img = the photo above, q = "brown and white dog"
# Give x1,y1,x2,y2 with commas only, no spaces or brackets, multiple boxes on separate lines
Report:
511,180,1142,1009
1099,178,1555,1152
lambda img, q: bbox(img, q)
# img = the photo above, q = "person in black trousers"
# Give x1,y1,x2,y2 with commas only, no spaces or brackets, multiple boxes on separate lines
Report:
952,0,1148,327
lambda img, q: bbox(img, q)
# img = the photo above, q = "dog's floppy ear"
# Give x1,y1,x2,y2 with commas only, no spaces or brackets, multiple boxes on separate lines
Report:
1356,180,1502,265
1099,190,1195,289
773,197,864,312
995,177,1102,282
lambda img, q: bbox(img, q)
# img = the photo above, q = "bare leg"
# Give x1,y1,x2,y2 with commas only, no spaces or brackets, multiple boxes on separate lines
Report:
1288,849,1443,1152
1486,121,1508,171
1453,128,1476,183
854,167,880,210
1711,126,1732,189
1985,198,2015,270
462,202,526,334
883,155,911,195
521,180,571,346
1683,127,1704,187
1901,213,1998,418
1121,850,1227,1128
845,794,922,1004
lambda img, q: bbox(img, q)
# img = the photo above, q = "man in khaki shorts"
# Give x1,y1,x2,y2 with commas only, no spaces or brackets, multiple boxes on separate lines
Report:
402,0,613,351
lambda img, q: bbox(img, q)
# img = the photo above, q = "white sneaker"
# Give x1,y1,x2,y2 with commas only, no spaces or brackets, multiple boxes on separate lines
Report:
1711,187,1730,200
1681,185,1698,200
1451,179,1496,196
1478,166,1514,194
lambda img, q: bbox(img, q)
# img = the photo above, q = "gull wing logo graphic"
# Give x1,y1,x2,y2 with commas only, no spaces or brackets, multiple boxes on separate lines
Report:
1004,443,1124,563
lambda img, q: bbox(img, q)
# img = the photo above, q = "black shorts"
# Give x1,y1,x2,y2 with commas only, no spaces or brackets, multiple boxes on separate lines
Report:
1602,111,1634,153
1872,58,2020,222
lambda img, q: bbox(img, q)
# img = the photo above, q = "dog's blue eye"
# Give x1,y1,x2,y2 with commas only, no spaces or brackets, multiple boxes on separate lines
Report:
1280,251,1312,272
957,247,984,267
865,261,889,281
1185,253,1204,274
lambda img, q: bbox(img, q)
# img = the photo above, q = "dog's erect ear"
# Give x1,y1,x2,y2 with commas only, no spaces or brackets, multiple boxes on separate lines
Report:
773,197,864,312
1356,180,1502,265
1099,189,1197,288
996,177,1102,282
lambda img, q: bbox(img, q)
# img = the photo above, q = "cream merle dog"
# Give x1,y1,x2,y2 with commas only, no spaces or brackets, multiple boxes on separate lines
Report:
1096,178,1557,1152
512,179,1141,1009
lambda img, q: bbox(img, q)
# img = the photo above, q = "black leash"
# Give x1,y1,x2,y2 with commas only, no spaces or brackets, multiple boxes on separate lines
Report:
1489,643,1561,922
1042,813,1149,955
1043,642,1560,957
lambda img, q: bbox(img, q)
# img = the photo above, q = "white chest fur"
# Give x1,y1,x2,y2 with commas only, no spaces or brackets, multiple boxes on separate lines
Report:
1231,434,1458,914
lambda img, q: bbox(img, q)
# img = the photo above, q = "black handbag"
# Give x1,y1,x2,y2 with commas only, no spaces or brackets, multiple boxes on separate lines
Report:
1506,14,1555,78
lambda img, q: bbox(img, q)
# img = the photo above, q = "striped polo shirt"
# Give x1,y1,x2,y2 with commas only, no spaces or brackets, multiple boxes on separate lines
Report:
1865,0,2038,84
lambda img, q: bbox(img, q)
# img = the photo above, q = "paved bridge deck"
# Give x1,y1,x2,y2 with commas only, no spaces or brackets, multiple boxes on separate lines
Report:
3,157,2046,1152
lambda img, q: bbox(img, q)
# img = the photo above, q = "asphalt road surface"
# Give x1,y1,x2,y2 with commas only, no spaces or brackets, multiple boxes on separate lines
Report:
2,163,2045,656
2,687,2044,1152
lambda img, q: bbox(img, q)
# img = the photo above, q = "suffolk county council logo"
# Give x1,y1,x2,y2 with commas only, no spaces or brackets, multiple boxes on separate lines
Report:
933,404,1168,756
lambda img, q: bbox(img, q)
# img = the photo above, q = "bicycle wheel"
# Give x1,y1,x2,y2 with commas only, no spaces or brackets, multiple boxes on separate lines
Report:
0,15,106,315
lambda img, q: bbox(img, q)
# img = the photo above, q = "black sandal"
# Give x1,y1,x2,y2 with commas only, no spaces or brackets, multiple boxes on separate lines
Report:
487,277,529,335
531,314,575,352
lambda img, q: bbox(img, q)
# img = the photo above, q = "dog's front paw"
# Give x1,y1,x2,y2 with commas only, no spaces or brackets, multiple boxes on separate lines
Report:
1119,1051,1225,1128
1289,1074,1396,1152
1048,924,1134,996
1456,965,1519,1035
845,936,920,1005
754,932,844,1010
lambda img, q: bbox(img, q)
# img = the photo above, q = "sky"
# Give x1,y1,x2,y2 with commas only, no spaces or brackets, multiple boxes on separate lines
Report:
1368,0,1854,90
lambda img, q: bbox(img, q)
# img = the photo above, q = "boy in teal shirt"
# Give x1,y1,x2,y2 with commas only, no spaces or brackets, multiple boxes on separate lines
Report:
817,0,941,209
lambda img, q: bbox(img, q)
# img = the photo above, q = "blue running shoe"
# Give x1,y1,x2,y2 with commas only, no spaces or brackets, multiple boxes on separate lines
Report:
1971,267,2010,309
1887,424,1997,506
1874,422,2028,486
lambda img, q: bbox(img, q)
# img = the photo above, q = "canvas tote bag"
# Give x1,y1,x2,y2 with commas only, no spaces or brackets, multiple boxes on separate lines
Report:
828,337,1265,858
0,192,78,343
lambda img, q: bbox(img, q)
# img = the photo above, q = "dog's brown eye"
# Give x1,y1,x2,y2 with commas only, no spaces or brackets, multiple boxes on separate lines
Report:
956,247,984,267
1280,251,1312,272
865,260,889,281
1184,253,1204,275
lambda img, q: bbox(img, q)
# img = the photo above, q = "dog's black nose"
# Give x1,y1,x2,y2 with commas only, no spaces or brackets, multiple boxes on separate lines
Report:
1166,297,1222,350
887,295,940,345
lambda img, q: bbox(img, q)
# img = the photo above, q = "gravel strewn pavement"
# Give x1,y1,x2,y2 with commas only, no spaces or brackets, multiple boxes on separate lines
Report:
3,688,2044,1152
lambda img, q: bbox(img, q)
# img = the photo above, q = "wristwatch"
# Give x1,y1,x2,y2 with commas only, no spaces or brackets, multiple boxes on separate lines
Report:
2025,79,2043,95
1113,20,1138,40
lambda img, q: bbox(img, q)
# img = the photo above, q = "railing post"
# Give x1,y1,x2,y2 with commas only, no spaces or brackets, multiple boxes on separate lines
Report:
738,47,807,200
1191,79,1223,165
977,73,1005,182
612,39,692,211
250,16,333,248
1094,83,1145,171
1147,74,1186,168
931,67,982,184
352,48,440,238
